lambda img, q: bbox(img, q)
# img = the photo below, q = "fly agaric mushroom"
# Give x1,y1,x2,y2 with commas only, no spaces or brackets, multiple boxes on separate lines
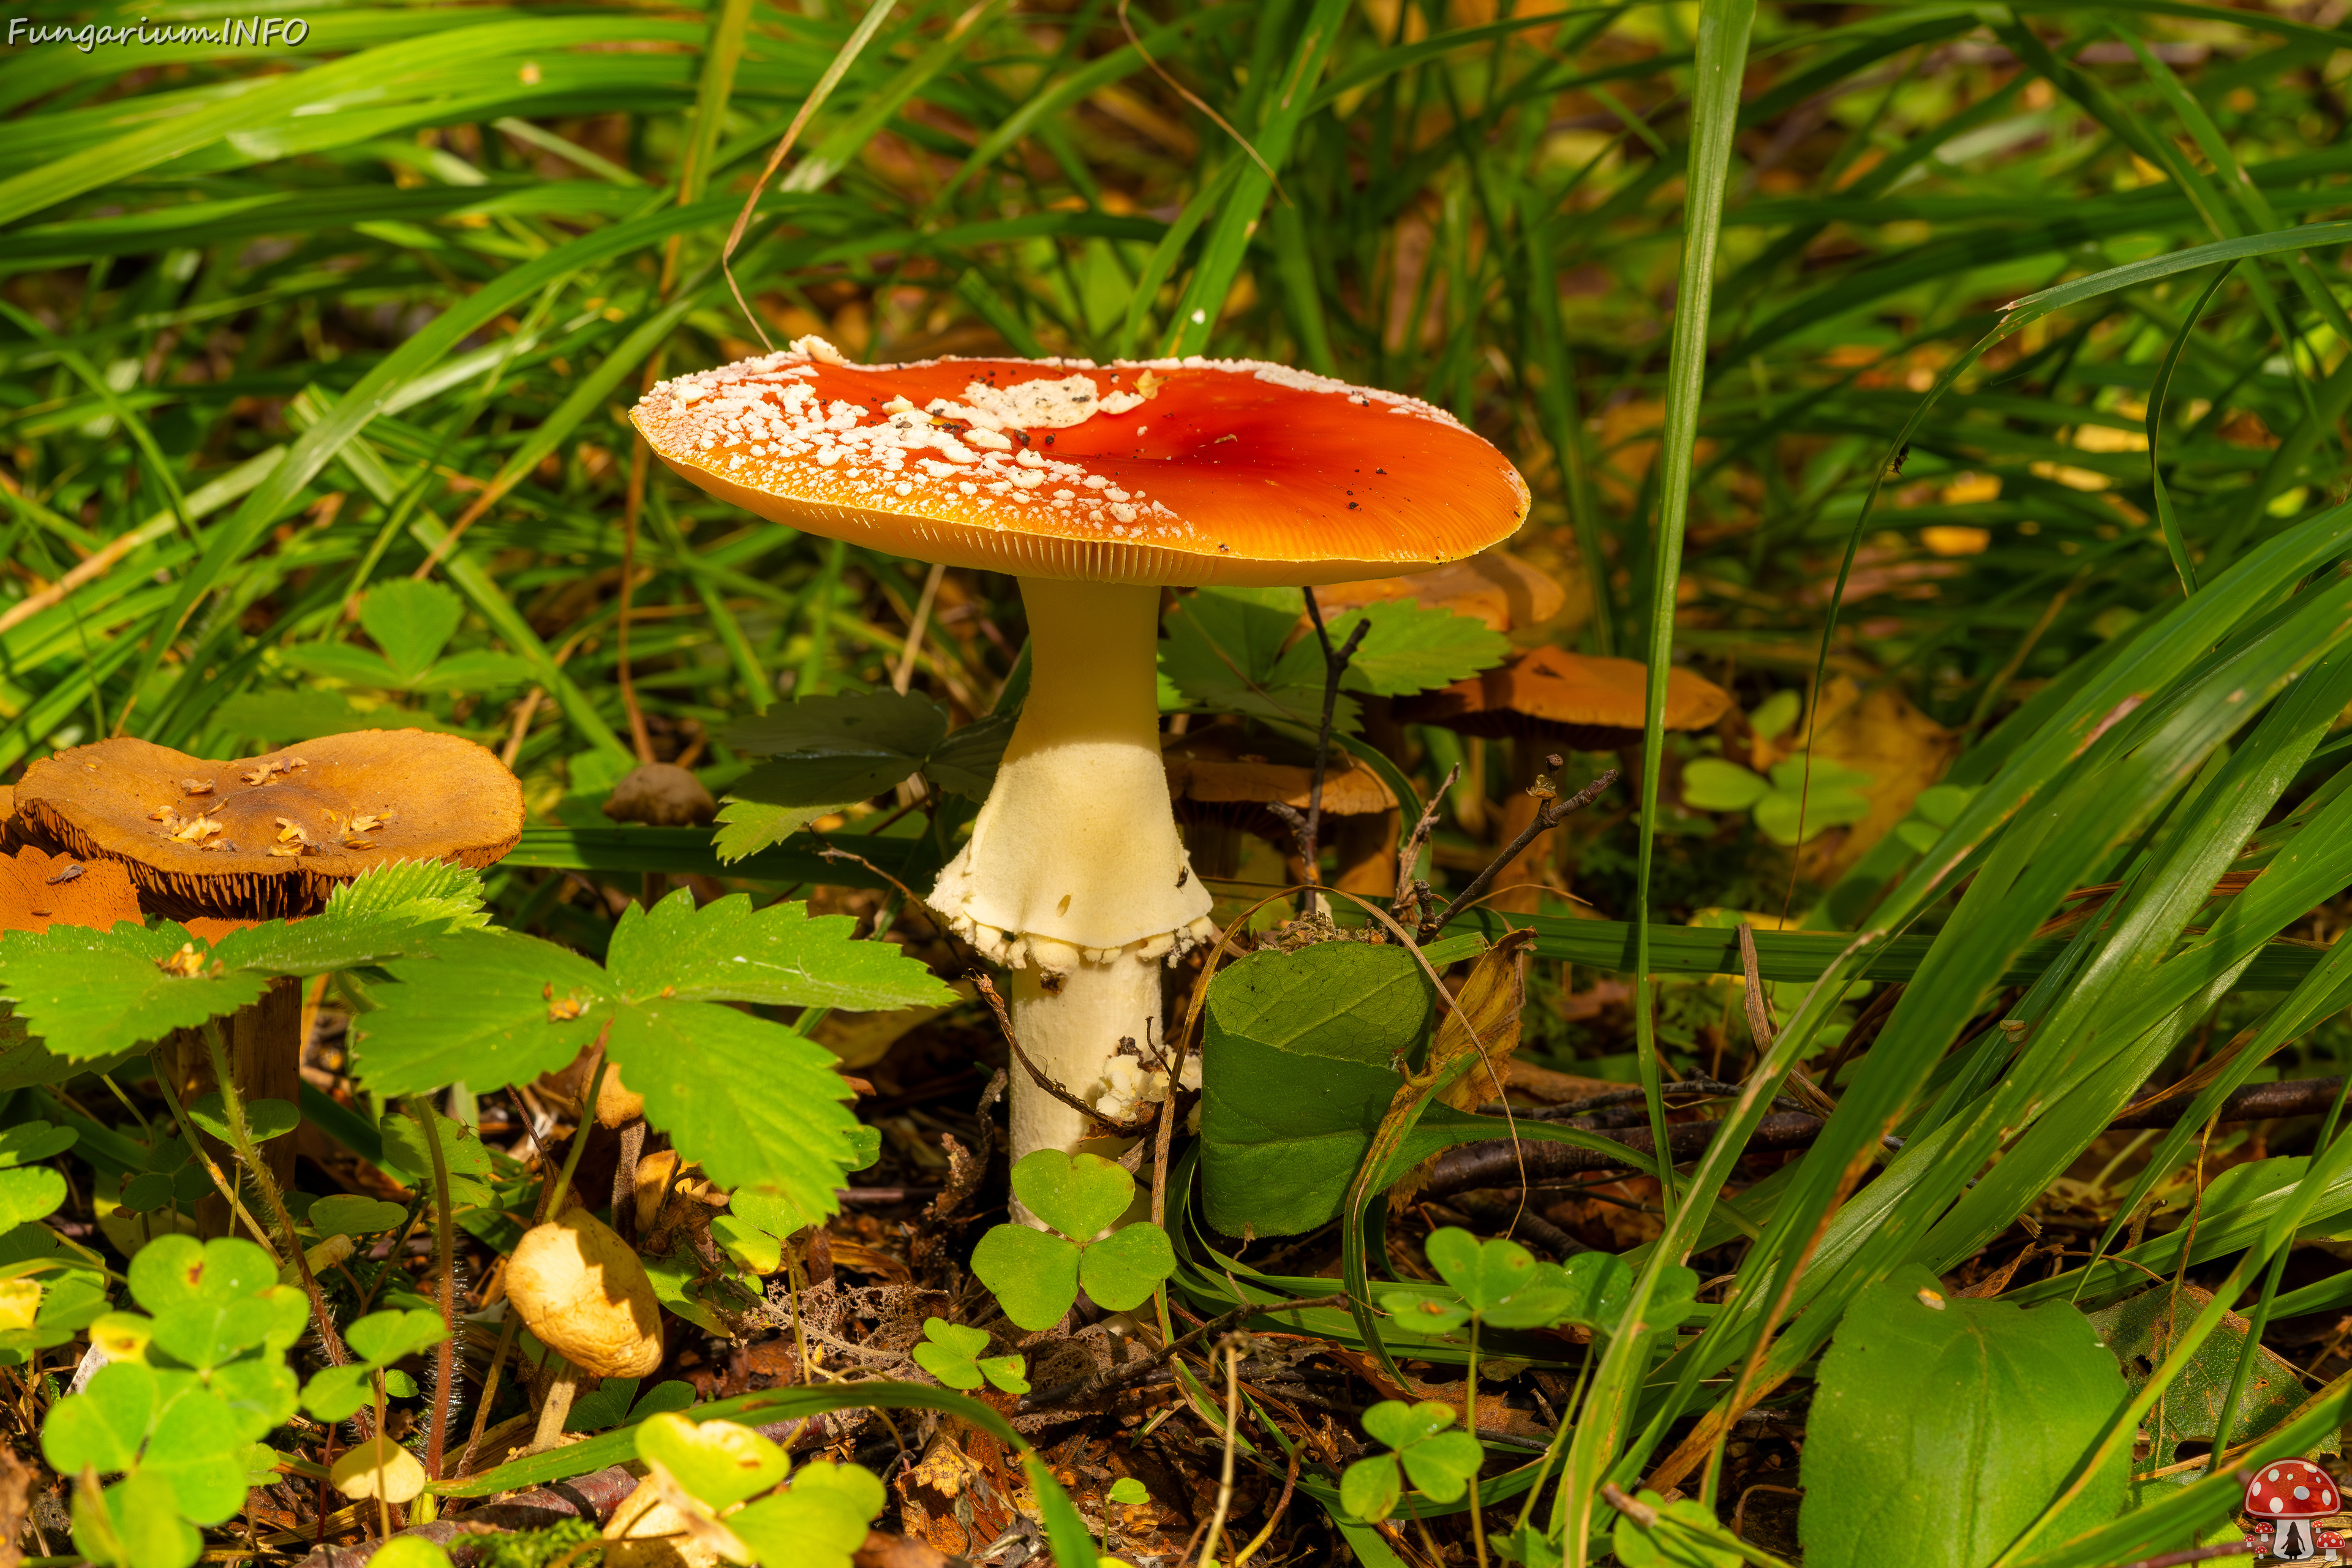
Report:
2245,1461,2340,1560
1397,646,1731,913
1162,725,1398,895
9,729,524,1205
633,344,1526,1170
507,1205,664,1451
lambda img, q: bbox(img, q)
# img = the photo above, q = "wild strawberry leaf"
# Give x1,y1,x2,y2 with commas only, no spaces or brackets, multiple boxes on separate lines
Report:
712,693,1011,860
1159,587,1349,731
603,999,864,1216
347,931,608,1098
360,579,463,681
601,889,954,1011
211,862,489,975
0,924,268,1062
1268,598,1511,698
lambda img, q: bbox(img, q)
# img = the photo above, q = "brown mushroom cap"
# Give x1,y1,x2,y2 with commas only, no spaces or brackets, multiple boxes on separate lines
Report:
1395,646,1733,749
1311,549,1566,633
603,763,717,827
631,345,1529,587
0,845,141,935
505,1208,663,1378
1163,728,1397,817
11,729,524,919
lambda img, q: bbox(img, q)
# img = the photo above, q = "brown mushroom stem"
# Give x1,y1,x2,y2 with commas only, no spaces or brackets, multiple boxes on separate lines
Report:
532,1365,582,1457
926,579,1215,1176
1488,744,1558,916
159,976,304,1223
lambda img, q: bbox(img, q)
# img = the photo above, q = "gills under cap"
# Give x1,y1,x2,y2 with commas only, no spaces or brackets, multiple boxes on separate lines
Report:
631,341,1529,586
13,729,524,919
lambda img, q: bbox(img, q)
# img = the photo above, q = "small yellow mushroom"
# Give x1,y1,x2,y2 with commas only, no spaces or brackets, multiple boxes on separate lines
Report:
331,1436,428,1504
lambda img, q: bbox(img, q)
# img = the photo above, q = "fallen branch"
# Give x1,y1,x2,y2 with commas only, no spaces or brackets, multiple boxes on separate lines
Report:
1425,1076,2351,1197
1016,1293,1348,1414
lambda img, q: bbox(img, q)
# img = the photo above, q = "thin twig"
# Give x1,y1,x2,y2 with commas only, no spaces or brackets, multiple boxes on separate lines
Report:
1422,768,1618,941
1297,590,1373,921
1392,762,1459,919
970,973,1148,1132
1016,1294,1348,1414
1196,1339,1246,1568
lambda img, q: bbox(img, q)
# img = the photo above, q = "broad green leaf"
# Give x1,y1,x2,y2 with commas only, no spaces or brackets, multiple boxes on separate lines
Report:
1799,1267,2130,1568
1077,1223,1175,1313
412,650,537,693
0,1014,137,1090
377,1106,494,1194
361,579,464,680
709,1213,782,1275
1754,783,1872,846
0,1121,76,1167
1106,1477,1149,1506
1681,758,1771,812
0,924,268,1061
309,1195,409,1237
603,890,955,1012
142,1381,260,1524
635,1411,788,1510
0,1166,65,1230
349,931,608,1098
184,1095,296,1146
2085,1282,2337,1496
970,1223,1080,1332
1267,598,1510,698
346,1308,448,1366
723,691,949,766
1422,1228,1542,1316
924,712,1017,799
1009,1150,1135,1242
605,1000,864,1217
1199,942,1434,1236
712,760,906,864
1162,587,1352,731
1748,690,1801,741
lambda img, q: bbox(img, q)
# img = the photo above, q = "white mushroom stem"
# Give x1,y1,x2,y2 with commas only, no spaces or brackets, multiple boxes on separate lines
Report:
928,578,1215,1188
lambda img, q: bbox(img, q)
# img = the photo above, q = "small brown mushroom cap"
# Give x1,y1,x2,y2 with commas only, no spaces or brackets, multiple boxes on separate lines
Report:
506,1208,663,1378
1311,549,1567,633
1395,646,1733,749
1164,728,1396,817
0,845,142,935
603,763,717,827
11,729,524,919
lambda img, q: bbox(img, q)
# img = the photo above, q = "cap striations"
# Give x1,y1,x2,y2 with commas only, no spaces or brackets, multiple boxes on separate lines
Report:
631,341,1529,586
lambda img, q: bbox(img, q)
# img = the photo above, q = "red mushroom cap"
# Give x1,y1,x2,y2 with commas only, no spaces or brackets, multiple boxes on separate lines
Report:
2245,1460,2339,1519
630,345,1529,587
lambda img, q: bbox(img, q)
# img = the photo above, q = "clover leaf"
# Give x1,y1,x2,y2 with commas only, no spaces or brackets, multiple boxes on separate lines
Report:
45,1362,251,1568
567,1375,696,1433
969,1153,1176,1330
911,1318,1029,1395
1338,1400,1485,1521
725,1460,884,1568
636,1412,789,1511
